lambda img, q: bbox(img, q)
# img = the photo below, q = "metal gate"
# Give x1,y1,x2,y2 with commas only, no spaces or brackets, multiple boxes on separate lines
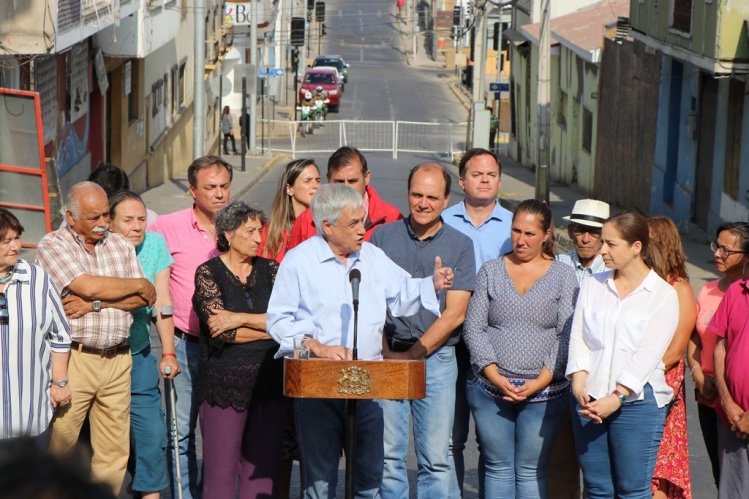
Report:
259,120,468,160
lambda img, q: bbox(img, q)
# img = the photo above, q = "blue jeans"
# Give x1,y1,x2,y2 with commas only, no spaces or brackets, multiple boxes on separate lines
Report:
295,398,383,499
167,335,202,499
467,376,567,499
451,342,483,498
130,347,169,492
380,345,458,499
570,384,666,499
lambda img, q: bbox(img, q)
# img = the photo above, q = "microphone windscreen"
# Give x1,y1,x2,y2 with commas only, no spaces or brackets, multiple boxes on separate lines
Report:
349,268,361,282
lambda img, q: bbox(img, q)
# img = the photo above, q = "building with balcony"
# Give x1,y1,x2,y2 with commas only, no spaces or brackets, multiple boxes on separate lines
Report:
0,0,230,207
631,0,749,232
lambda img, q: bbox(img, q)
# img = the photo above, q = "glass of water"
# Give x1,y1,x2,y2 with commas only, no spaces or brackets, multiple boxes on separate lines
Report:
293,335,311,359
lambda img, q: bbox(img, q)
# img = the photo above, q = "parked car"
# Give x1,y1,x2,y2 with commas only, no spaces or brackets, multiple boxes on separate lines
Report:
312,55,349,84
299,67,341,112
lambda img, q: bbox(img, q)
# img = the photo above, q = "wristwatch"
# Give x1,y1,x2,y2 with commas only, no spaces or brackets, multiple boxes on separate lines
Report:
613,389,628,406
92,300,102,312
51,379,68,388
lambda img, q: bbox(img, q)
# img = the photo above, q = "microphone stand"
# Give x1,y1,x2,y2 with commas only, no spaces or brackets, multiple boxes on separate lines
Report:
344,294,359,499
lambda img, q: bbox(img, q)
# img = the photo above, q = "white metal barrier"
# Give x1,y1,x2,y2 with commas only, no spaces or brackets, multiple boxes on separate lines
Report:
260,120,469,161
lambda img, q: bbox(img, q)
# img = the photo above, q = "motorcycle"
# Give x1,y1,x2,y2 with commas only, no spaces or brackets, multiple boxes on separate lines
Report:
311,97,330,125
297,103,313,136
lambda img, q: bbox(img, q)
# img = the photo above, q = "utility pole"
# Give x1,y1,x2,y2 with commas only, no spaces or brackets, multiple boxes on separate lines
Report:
411,0,417,56
193,0,205,157
535,0,550,203
249,0,258,155
468,0,490,149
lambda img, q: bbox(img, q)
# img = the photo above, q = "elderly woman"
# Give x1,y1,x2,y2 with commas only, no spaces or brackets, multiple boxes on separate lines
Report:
463,199,578,498
193,200,285,498
107,191,178,498
567,210,679,498
260,159,321,262
688,222,749,486
0,208,72,442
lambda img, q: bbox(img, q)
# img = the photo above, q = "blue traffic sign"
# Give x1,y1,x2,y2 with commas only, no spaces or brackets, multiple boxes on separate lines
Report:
258,67,285,77
489,82,509,92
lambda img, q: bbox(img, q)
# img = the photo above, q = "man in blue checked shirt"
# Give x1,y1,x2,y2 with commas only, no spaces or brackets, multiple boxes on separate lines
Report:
267,184,454,498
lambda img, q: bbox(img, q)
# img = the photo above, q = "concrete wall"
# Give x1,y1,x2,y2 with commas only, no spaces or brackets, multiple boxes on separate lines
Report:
550,45,599,192
593,38,660,213
630,0,749,62
0,0,51,54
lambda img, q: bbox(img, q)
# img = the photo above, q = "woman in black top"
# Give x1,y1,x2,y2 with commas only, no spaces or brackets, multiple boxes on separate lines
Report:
193,201,285,499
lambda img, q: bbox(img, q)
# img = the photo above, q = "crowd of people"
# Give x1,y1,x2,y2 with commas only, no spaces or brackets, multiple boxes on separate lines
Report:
0,147,747,499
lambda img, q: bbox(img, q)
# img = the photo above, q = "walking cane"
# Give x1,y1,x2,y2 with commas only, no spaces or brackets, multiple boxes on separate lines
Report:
164,366,184,499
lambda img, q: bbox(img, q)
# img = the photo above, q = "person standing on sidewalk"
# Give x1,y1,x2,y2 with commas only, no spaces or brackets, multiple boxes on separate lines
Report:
443,148,512,496
36,182,156,495
150,155,232,499
371,163,475,498
221,106,238,155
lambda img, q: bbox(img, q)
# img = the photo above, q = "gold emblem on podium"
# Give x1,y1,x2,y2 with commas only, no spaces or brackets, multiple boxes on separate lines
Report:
337,366,372,395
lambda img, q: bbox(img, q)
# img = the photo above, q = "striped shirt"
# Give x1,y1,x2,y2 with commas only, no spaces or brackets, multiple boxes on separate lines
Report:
36,227,143,348
555,251,609,287
1,259,72,438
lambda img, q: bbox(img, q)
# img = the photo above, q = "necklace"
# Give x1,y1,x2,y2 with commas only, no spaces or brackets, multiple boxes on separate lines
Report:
0,267,13,284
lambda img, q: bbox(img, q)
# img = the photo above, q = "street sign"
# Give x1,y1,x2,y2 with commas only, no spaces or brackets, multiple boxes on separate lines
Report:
258,67,285,77
225,2,265,26
489,82,509,92
233,64,257,94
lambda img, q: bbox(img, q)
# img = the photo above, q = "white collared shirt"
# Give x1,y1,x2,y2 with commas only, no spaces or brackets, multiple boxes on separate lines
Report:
566,269,679,407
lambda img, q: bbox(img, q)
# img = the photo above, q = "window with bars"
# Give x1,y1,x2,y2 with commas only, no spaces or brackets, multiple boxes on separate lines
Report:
723,79,744,200
671,0,692,33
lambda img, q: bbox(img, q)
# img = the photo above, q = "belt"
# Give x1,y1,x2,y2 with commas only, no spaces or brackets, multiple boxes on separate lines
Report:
175,328,200,343
71,341,129,358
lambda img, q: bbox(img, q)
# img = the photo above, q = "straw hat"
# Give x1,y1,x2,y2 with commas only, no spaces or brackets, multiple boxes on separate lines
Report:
563,199,610,228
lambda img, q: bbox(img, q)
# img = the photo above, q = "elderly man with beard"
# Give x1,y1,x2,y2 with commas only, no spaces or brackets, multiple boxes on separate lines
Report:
36,181,156,495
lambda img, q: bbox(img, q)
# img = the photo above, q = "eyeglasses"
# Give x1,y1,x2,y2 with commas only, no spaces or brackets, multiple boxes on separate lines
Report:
710,241,747,258
0,293,7,323
571,224,602,238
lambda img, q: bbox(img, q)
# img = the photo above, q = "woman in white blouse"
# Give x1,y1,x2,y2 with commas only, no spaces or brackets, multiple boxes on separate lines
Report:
566,210,679,498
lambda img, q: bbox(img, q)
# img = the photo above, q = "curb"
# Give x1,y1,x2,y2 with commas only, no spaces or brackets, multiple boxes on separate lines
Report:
448,82,472,113
234,153,289,200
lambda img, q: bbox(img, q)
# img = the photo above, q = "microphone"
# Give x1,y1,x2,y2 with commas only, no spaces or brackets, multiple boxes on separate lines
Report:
349,268,361,310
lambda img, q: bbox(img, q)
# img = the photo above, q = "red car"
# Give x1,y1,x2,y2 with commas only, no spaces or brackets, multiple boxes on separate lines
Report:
299,67,342,112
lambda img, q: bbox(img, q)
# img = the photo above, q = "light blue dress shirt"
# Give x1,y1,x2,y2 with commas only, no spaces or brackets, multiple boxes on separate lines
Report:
267,235,441,360
555,251,609,287
443,200,513,271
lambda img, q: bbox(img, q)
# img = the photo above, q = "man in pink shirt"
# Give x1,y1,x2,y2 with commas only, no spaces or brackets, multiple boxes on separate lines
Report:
150,155,232,499
710,275,749,499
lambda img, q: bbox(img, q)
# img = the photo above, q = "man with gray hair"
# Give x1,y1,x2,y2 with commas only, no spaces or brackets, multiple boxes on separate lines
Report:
36,181,156,495
267,184,455,498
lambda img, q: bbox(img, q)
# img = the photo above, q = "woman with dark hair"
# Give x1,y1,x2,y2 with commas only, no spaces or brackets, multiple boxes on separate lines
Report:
260,159,320,262
688,222,749,486
192,200,285,498
463,199,578,497
567,210,679,498
647,216,696,499
0,208,71,442
108,191,178,499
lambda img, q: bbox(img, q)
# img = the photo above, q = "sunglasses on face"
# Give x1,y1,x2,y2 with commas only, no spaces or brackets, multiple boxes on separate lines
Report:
571,224,602,237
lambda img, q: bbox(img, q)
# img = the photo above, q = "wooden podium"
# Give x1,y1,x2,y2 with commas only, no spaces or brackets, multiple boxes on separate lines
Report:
283,357,426,498
283,357,426,399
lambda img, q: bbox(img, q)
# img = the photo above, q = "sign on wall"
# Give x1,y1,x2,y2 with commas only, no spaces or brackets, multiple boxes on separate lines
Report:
225,1,265,25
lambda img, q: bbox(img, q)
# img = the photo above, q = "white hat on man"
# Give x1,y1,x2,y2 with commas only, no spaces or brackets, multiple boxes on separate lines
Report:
563,199,610,228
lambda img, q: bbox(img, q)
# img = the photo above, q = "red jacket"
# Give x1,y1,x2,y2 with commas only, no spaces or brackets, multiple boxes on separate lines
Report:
287,185,403,250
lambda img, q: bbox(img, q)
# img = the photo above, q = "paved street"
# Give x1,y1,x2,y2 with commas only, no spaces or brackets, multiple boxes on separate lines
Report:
142,0,720,497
